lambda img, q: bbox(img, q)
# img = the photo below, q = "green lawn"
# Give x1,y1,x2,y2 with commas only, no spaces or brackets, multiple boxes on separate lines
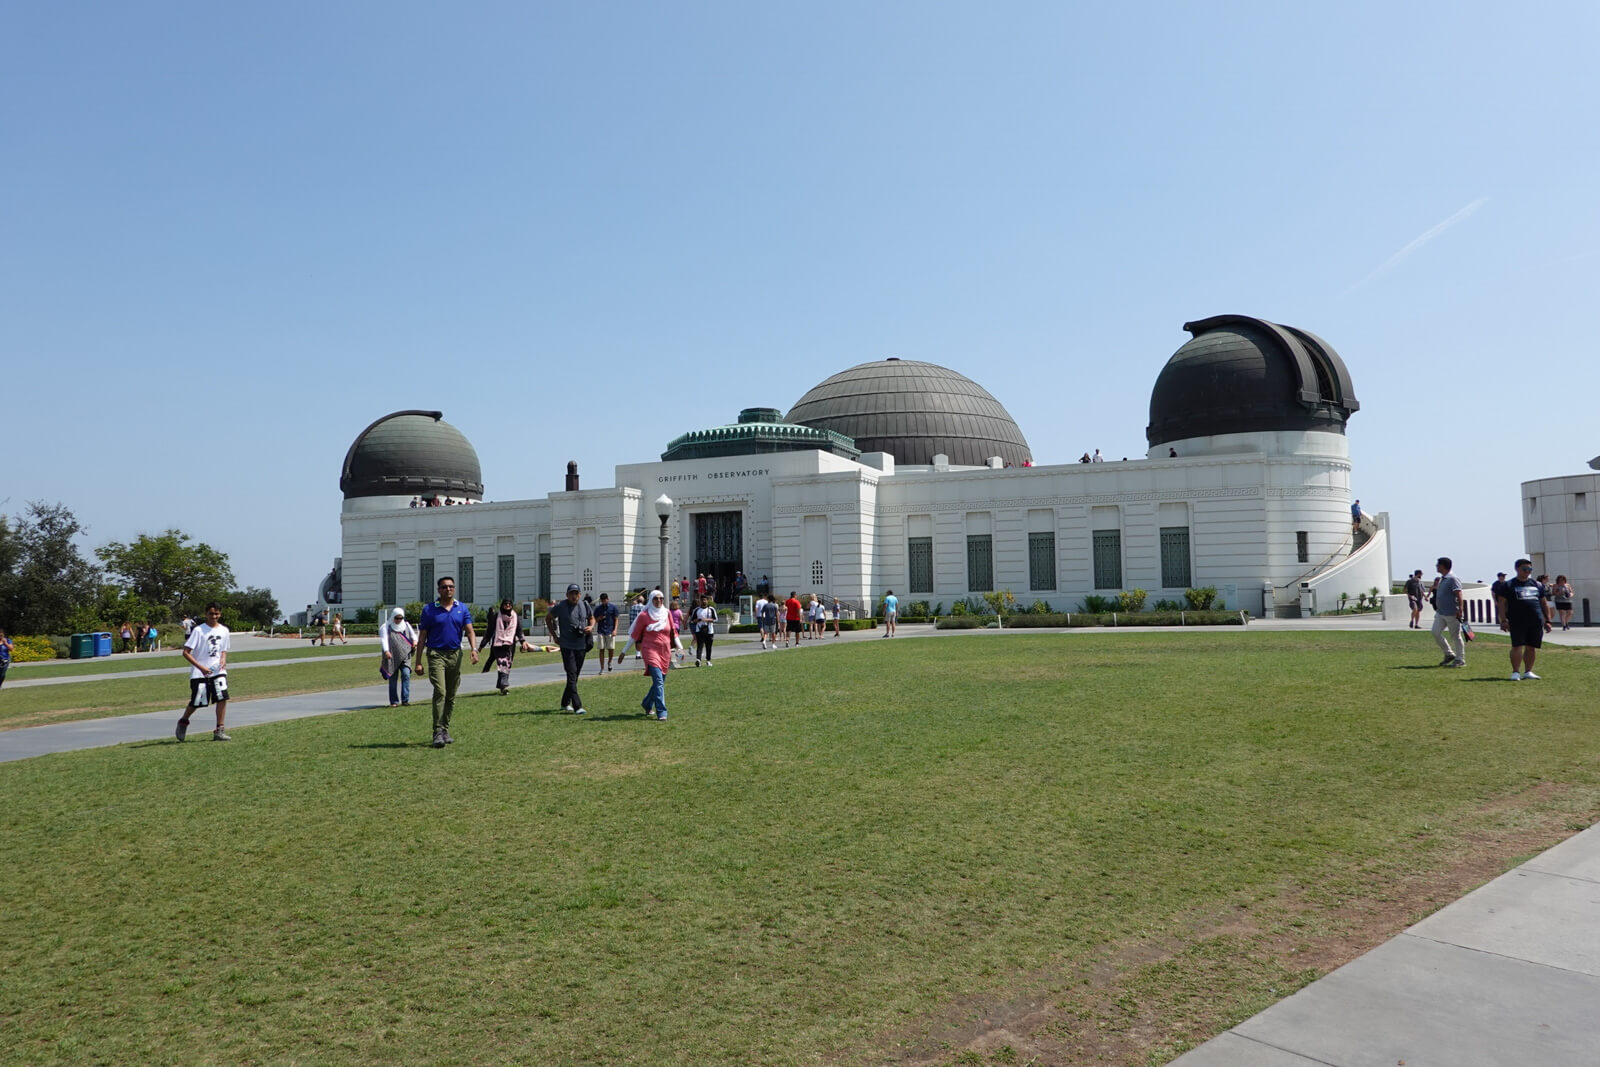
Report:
0,658,382,730
7,642,373,681
2,632,1597,1066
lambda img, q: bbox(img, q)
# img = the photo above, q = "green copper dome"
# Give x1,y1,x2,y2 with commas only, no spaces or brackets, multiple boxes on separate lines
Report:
340,410,484,500
662,408,860,462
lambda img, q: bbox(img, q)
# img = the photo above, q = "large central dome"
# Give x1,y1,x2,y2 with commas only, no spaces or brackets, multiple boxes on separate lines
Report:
786,359,1031,467
340,410,484,502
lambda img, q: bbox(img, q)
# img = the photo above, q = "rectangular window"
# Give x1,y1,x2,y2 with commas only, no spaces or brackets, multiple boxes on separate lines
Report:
1028,532,1056,591
418,558,434,603
1296,531,1309,564
497,555,515,602
457,557,474,604
1577,493,1588,512
1091,529,1122,590
908,536,933,593
1159,527,1191,588
538,553,551,602
967,534,994,592
381,561,397,606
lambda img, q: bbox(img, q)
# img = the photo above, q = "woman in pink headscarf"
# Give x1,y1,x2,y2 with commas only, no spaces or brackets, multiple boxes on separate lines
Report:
628,589,676,720
479,598,534,694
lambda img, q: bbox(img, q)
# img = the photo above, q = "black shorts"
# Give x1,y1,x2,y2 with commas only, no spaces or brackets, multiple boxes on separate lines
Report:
1508,617,1544,649
1555,602,1572,611
786,619,803,633
188,673,231,706
1408,595,1422,609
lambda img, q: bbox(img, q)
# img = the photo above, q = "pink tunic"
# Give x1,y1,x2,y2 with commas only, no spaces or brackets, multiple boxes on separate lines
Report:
629,612,676,672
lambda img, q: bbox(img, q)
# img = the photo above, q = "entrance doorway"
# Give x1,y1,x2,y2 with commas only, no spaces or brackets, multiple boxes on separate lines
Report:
693,510,743,604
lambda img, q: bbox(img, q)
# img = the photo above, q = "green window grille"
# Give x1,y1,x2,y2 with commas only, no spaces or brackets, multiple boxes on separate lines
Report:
498,555,515,602
381,561,397,607
908,537,933,593
538,554,551,602
1296,531,1309,564
1028,532,1056,591
418,558,434,603
457,557,474,604
1159,527,1191,588
966,534,994,592
1092,530,1122,590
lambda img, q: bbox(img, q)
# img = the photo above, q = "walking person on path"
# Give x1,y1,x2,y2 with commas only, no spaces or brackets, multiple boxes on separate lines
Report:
414,576,478,748
175,603,232,742
0,629,12,689
882,590,899,637
378,607,417,707
329,612,348,645
692,596,717,666
754,593,776,649
546,583,594,714
1497,559,1552,680
1430,557,1466,668
783,592,803,647
1405,570,1426,629
629,589,676,720
592,592,620,673
1552,575,1576,630
480,598,532,694
669,597,688,664
617,594,646,663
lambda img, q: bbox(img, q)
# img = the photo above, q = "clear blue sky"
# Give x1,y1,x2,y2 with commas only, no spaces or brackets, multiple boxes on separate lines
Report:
5,1,1596,608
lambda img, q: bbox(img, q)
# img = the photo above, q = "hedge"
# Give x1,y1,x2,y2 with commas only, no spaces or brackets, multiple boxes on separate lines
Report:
936,610,1245,629
729,618,878,634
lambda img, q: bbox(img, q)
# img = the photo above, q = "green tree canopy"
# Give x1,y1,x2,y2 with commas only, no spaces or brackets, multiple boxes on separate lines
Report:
226,586,281,628
96,530,236,618
0,501,103,635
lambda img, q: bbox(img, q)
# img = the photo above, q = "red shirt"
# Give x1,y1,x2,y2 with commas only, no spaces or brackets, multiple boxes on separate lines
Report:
785,597,802,621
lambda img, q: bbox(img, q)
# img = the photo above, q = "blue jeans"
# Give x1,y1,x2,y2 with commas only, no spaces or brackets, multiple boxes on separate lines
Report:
641,665,667,718
388,663,411,705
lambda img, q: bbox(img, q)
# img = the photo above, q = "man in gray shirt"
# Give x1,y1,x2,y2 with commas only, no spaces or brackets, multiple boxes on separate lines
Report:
1431,556,1466,667
546,583,595,714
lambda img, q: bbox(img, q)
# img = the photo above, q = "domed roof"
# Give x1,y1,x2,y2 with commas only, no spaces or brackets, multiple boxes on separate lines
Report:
1146,316,1359,447
661,408,861,462
786,359,1031,467
339,410,484,500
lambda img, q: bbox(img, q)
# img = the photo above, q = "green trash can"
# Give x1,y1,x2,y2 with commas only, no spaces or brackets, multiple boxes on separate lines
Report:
70,633,94,659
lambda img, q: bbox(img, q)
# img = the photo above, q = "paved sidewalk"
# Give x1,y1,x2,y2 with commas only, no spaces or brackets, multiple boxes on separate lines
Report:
1170,821,1600,1065
3,651,374,688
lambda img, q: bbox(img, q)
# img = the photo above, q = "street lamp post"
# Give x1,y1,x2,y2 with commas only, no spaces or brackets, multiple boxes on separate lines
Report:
654,494,673,599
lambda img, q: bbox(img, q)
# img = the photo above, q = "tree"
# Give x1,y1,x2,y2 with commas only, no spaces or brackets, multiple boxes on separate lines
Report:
226,586,281,628
96,530,236,617
0,501,103,635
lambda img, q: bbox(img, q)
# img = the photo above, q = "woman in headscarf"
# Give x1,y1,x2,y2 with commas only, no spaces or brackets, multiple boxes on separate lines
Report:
480,598,531,694
628,589,676,720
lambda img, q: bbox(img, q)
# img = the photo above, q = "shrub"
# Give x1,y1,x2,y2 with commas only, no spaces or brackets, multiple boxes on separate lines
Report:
981,590,1017,617
1184,586,1218,610
906,600,930,617
11,635,61,661
1078,594,1116,613
932,602,944,617
949,600,967,616
405,601,426,621
1028,600,1053,614
1152,598,1183,611
355,606,379,624
1117,589,1148,613
934,616,986,629
1002,613,1071,628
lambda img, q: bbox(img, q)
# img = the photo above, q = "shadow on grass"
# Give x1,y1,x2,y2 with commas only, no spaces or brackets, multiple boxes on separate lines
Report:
348,742,433,749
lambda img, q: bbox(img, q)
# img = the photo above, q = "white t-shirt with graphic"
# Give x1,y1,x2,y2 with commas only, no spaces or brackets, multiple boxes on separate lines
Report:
185,622,231,679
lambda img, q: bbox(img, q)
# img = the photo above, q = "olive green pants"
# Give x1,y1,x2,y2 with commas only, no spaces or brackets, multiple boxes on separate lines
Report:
425,647,463,732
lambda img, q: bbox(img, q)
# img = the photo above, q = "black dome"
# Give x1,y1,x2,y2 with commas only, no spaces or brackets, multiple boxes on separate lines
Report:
1146,316,1358,447
340,410,484,500
787,359,1031,467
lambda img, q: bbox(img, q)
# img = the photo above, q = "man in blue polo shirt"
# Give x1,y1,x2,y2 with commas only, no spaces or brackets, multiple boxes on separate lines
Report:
414,575,478,748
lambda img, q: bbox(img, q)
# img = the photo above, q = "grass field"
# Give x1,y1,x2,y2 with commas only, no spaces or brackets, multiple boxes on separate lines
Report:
2,631,1598,1066
0,657,382,730
6,643,374,681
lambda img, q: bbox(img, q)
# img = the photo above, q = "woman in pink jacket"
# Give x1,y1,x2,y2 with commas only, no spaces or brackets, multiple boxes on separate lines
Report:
629,589,677,720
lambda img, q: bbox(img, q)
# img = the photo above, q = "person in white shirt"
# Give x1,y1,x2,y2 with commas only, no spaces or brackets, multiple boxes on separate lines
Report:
692,597,718,665
176,602,232,742
378,607,419,706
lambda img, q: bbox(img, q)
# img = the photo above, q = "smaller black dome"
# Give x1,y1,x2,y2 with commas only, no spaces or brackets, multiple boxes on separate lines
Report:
340,411,484,500
1147,316,1358,447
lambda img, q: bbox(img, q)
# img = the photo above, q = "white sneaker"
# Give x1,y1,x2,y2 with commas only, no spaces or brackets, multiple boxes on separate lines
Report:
562,704,573,712
1522,671,1540,680
1510,672,1521,681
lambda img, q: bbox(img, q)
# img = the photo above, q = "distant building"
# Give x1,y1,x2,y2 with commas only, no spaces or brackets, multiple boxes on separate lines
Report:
1521,457,1600,625
330,316,1390,618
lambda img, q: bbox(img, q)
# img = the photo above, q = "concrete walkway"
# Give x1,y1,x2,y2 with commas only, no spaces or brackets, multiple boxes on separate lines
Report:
1169,822,1600,1065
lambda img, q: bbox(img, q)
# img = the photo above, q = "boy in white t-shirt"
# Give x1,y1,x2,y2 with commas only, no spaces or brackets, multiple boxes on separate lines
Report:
177,603,233,741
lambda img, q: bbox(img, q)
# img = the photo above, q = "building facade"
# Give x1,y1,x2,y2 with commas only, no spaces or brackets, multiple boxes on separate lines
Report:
332,317,1391,618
